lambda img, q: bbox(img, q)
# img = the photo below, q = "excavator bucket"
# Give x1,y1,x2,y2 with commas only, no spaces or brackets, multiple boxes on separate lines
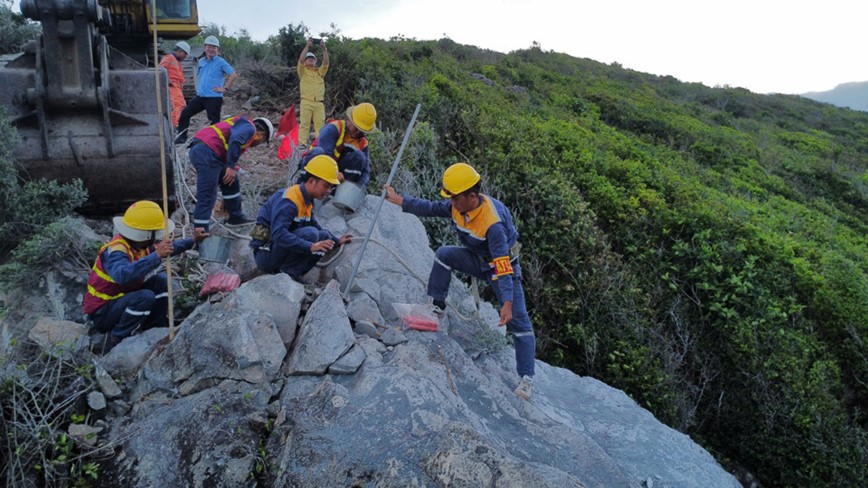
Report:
0,0,183,215
0,60,176,214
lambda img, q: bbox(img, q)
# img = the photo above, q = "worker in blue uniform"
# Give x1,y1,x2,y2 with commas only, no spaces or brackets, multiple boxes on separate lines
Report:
384,162,536,400
250,155,352,281
297,102,377,188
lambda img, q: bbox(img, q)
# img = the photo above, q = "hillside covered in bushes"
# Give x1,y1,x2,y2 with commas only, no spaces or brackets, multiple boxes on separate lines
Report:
2,16,866,486
256,27,867,486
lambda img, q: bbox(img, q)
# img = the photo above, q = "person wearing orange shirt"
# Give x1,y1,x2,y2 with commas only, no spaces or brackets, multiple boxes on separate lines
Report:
159,41,191,129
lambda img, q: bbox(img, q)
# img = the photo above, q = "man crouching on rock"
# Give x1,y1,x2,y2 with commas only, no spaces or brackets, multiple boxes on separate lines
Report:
83,201,207,352
250,155,352,282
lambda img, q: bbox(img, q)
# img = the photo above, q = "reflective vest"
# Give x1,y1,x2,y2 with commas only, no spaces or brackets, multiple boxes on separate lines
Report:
310,120,367,160
284,185,313,224
196,116,255,162
451,196,515,280
83,236,150,314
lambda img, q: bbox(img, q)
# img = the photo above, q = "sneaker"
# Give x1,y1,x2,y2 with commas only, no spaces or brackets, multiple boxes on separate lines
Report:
431,299,446,319
514,375,533,400
225,215,254,226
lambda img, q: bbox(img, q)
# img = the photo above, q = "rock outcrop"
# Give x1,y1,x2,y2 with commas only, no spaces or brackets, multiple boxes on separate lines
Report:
5,196,741,487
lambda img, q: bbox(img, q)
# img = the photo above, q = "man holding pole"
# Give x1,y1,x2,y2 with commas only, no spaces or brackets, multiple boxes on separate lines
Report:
384,162,536,400
83,201,207,352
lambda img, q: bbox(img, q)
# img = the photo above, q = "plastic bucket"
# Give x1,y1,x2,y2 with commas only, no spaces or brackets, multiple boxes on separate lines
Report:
333,181,365,212
198,236,231,263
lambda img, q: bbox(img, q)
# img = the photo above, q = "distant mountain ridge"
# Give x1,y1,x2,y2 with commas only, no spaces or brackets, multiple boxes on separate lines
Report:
802,81,868,111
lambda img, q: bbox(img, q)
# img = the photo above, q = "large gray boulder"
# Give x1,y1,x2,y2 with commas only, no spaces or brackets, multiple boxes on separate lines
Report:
104,380,271,487
102,327,170,378
223,273,305,345
284,280,355,375
133,302,286,400
49,196,739,488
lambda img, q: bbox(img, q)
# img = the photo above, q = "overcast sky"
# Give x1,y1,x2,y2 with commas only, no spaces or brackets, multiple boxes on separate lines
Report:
11,0,865,94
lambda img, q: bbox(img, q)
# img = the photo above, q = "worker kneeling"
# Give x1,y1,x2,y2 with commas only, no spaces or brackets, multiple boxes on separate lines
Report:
83,201,207,351
250,155,352,281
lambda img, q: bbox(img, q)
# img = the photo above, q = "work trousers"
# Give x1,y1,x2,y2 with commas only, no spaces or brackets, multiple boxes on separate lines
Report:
429,245,536,377
189,143,243,231
254,227,330,281
299,99,325,145
168,84,186,127
90,274,169,341
176,96,223,141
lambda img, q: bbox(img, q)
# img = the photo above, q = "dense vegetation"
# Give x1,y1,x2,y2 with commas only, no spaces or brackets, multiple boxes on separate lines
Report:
1,6,865,484
255,27,866,487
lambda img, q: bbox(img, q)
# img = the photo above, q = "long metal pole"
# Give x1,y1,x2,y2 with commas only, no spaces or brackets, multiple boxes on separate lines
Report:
151,1,175,340
343,103,421,296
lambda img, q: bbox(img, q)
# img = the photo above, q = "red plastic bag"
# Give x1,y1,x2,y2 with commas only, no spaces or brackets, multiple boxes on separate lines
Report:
392,303,439,332
199,270,241,297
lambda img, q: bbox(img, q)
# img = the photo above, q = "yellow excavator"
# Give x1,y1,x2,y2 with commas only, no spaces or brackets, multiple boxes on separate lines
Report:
0,0,202,213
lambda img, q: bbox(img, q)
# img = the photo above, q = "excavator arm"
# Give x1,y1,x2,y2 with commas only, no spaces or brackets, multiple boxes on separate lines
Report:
0,0,200,214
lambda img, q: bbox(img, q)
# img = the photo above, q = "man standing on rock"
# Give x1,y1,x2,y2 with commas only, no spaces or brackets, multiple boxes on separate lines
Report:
297,37,329,146
175,35,238,144
384,162,536,400
250,155,353,281
188,115,274,231
83,201,207,352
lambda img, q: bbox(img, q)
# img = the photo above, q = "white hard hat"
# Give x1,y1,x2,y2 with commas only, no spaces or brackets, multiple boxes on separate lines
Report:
175,41,191,55
253,117,274,142
204,35,220,47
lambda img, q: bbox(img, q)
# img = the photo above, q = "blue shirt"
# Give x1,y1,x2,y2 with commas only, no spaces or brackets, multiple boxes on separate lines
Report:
196,56,234,97
102,238,195,285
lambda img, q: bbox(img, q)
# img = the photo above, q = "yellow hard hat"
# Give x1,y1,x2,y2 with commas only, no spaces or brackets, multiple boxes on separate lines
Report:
346,102,377,133
304,155,341,185
113,201,174,241
441,162,481,198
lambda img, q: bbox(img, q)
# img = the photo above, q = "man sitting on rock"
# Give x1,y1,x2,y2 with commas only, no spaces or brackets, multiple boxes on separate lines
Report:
384,162,536,400
83,201,207,352
250,155,352,281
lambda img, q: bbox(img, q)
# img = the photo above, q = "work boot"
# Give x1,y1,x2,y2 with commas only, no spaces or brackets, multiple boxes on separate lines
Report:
225,214,254,226
514,375,533,400
431,299,446,319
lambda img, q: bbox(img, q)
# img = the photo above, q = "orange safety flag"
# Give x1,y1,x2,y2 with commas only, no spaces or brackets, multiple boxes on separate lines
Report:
276,104,299,160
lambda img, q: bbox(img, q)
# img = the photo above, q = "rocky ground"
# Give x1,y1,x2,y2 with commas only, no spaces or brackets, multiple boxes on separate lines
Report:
2,186,742,486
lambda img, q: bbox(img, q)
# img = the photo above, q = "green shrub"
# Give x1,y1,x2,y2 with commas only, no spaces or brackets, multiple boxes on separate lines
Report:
0,1,40,55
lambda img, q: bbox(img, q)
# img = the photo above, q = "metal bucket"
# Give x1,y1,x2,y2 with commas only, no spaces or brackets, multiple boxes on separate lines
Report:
333,181,365,212
198,236,231,263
